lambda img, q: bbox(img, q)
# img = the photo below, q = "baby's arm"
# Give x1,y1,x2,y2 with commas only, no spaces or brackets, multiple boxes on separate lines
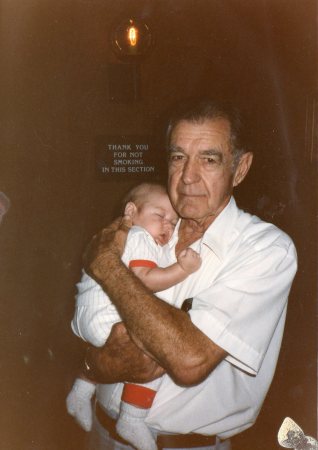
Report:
131,248,201,292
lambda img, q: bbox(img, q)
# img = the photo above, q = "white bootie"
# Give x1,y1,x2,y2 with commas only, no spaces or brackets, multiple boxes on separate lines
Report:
116,401,157,450
66,378,96,432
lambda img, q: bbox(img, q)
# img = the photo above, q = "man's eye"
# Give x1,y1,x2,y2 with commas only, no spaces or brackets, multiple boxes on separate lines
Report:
170,154,184,162
203,157,217,165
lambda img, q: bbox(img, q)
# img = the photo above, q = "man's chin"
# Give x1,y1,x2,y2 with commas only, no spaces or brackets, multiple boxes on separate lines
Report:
177,205,203,220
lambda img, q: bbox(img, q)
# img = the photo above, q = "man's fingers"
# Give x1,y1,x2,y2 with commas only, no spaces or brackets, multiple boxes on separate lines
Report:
86,218,121,249
118,214,132,233
99,216,131,242
87,216,126,251
111,322,130,339
82,215,130,281
101,216,123,235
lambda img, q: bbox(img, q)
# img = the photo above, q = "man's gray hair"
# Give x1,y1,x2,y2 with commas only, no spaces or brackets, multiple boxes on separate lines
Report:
166,98,248,168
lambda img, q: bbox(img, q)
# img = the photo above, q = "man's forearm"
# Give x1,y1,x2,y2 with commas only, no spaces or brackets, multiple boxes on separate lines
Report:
89,250,226,386
83,323,165,384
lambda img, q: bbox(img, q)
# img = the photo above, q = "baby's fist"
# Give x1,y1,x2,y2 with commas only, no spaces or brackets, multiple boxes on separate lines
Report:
177,248,201,274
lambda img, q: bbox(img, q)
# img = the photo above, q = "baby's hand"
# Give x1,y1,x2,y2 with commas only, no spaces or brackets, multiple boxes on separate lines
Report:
177,248,201,274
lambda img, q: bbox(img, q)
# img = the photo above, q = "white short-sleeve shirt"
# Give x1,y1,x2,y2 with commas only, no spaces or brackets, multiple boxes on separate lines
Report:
71,226,173,347
73,198,297,438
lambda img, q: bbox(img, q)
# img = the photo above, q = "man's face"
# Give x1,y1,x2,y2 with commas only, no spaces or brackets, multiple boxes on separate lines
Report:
132,192,178,246
168,118,246,224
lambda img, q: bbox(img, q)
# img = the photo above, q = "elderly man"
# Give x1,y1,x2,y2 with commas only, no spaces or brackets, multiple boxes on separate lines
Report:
74,99,297,450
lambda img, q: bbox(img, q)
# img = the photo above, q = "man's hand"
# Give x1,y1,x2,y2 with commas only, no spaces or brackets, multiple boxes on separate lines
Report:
83,216,132,284
85,322,165,384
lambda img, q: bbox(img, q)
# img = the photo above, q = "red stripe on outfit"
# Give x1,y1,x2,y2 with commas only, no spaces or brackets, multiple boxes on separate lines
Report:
129,259,157,269
122,383,157,409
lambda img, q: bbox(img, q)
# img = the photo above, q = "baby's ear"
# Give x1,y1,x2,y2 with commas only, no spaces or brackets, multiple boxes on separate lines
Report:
124,202,137,219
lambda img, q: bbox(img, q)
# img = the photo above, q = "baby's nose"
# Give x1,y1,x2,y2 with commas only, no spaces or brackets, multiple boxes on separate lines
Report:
163,221,174,236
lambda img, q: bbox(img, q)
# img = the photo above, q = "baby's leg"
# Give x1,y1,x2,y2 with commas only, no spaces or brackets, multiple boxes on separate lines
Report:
66,377,96,432
116,379,162,450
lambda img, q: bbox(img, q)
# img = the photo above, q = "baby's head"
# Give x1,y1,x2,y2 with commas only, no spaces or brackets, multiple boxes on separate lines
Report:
123,183,178,246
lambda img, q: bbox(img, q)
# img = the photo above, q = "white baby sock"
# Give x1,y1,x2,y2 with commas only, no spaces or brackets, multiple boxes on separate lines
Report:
116,401,157,450
66,378,96,432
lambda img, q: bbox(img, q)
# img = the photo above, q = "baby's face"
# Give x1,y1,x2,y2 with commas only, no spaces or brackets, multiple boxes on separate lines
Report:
133,192,178,245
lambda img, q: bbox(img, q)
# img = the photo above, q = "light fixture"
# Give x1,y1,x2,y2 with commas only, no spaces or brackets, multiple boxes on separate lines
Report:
110,17,153,60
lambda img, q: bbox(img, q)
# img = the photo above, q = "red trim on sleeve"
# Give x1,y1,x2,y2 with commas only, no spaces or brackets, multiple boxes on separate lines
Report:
122,383,157,408
129,259,157,269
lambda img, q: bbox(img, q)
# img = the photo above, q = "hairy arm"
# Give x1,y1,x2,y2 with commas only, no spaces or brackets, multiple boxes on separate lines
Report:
84,322,165,384
84,220,226,386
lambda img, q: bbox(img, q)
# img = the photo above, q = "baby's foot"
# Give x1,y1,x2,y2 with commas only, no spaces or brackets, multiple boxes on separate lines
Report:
66,378,95,432
116,402,157,450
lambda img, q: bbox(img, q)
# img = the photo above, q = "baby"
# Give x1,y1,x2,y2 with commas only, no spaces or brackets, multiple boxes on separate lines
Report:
67,182,201,450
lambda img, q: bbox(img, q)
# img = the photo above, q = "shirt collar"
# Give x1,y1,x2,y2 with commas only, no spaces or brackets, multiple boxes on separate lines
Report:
169,197,239,260
168,220,180,249
201,196,239,260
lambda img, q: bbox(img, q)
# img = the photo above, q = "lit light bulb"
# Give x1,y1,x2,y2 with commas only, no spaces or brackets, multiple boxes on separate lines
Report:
128,26,138,47
111,17,152,60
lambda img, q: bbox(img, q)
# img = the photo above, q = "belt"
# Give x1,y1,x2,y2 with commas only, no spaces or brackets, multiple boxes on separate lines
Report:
157,433,216,448
95,402,217,449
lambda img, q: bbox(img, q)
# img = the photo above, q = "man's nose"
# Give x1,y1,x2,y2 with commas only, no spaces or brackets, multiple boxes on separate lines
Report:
181,160,200,184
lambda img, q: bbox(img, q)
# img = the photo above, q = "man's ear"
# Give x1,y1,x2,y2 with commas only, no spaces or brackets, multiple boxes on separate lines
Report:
124,202,137,219
233,152,253,187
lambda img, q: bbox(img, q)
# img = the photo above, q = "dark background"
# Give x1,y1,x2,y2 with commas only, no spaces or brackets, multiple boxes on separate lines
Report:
0,1,317,449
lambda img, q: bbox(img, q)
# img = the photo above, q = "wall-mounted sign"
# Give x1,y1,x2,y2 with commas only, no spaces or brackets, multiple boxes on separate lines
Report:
95,135,163,179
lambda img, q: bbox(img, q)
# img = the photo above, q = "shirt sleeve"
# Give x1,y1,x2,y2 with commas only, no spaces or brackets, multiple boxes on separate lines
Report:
71,229,160,347
189,235,297,375
123,228,160,268
71,270,120,347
